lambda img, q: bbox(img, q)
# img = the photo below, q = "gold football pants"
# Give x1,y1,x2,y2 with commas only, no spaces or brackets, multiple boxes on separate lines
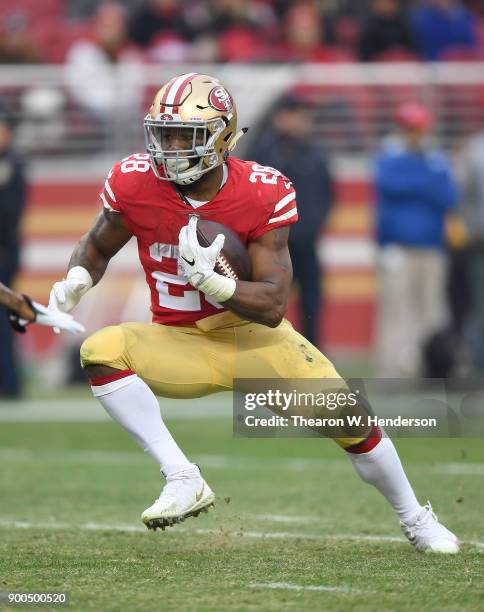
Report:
80,312,367,447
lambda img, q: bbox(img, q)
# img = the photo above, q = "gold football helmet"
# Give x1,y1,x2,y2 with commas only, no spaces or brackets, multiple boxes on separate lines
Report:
144,72,246,185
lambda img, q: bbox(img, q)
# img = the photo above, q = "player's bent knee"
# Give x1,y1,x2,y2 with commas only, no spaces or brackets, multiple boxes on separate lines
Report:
83,363,121,380
80,325,131,371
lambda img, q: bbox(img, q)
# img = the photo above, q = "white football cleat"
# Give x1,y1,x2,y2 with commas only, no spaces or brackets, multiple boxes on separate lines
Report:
400,502,460,554
141,465,215,531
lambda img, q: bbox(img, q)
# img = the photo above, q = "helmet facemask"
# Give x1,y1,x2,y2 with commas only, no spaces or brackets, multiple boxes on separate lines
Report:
144,116,227,185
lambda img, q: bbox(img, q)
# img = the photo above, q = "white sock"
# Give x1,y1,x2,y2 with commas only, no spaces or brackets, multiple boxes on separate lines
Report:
347,437,422,524
91,374,194,478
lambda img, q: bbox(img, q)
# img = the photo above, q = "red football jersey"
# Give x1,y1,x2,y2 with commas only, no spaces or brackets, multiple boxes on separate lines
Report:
99,154,298,325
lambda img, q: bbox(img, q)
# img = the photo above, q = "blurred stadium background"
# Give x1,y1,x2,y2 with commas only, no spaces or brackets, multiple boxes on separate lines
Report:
2,2,484,608
2,0,484,392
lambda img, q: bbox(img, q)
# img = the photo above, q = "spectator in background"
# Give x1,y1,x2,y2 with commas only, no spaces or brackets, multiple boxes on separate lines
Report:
275,2,345,62
246,95,333,347
129,0,190,47
65,3,143,125
374,103,458,377
0,11,42,63
410,0,477,61
128,0,192,62
16,88,66,155
200,0,275,62
358,0,417,62
206,0,271,34
0,109,27,398
459,128,484,371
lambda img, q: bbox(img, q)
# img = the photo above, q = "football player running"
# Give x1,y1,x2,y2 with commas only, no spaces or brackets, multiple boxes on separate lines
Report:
48,73,458,553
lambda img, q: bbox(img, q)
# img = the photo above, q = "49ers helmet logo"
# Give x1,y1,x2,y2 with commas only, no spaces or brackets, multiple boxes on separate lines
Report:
208,86,233,112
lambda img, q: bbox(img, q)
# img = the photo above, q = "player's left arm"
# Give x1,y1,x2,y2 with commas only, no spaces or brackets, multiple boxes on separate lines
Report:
224,226,292,327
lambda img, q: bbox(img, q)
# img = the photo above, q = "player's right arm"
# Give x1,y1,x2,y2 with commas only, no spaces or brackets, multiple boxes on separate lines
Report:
68,208,132,286
49,208,132,314
50,155,151,315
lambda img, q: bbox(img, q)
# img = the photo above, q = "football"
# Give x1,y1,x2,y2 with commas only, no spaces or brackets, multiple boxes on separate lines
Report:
196,219,252,281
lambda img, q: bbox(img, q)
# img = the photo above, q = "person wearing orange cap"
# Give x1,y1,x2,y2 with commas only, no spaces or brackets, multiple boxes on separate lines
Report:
373,102,459,376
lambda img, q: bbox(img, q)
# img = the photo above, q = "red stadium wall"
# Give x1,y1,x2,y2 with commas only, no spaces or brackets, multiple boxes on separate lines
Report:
16,177,375,355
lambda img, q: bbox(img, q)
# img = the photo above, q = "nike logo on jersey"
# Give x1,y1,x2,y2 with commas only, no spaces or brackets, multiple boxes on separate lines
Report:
181,255,195,266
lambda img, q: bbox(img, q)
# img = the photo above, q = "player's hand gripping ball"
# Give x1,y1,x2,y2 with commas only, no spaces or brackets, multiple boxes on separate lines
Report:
178,216,251,302
178,216,224,288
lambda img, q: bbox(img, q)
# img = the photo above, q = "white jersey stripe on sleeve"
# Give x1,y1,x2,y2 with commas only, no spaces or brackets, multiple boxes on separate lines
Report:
268,207,297,225
104,179,116,202
100,191,119,212
165,72,197,105
274,192,296,213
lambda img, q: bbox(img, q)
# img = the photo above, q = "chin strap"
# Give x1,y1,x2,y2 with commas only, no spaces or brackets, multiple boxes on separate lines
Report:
163,125,248,184
227,127,248,152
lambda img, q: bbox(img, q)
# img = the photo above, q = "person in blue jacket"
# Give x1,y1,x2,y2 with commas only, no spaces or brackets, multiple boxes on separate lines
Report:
0,109,27,398
410,0,477,61
374,102,459,376
247,95,333,348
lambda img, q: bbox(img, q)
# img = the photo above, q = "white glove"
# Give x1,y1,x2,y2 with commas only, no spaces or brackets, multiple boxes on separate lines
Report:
7,296,84,335
179,216,225,287
49,266,93,334
49,266,93,314
178,216,236,302
33,302,85,334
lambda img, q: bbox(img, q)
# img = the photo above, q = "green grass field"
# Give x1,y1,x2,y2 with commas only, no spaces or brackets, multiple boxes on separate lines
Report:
0,394,483,611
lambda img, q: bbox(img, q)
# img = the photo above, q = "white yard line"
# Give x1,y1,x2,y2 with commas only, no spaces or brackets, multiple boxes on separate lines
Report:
0,400,229,422
0,447,483,477
439,463,484,476
0,401,110,422
0,518,482,549
249,513,321,524
0,519,145,533
248,582,357,593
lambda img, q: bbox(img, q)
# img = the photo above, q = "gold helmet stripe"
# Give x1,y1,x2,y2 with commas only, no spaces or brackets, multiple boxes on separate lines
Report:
159,72,198,113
